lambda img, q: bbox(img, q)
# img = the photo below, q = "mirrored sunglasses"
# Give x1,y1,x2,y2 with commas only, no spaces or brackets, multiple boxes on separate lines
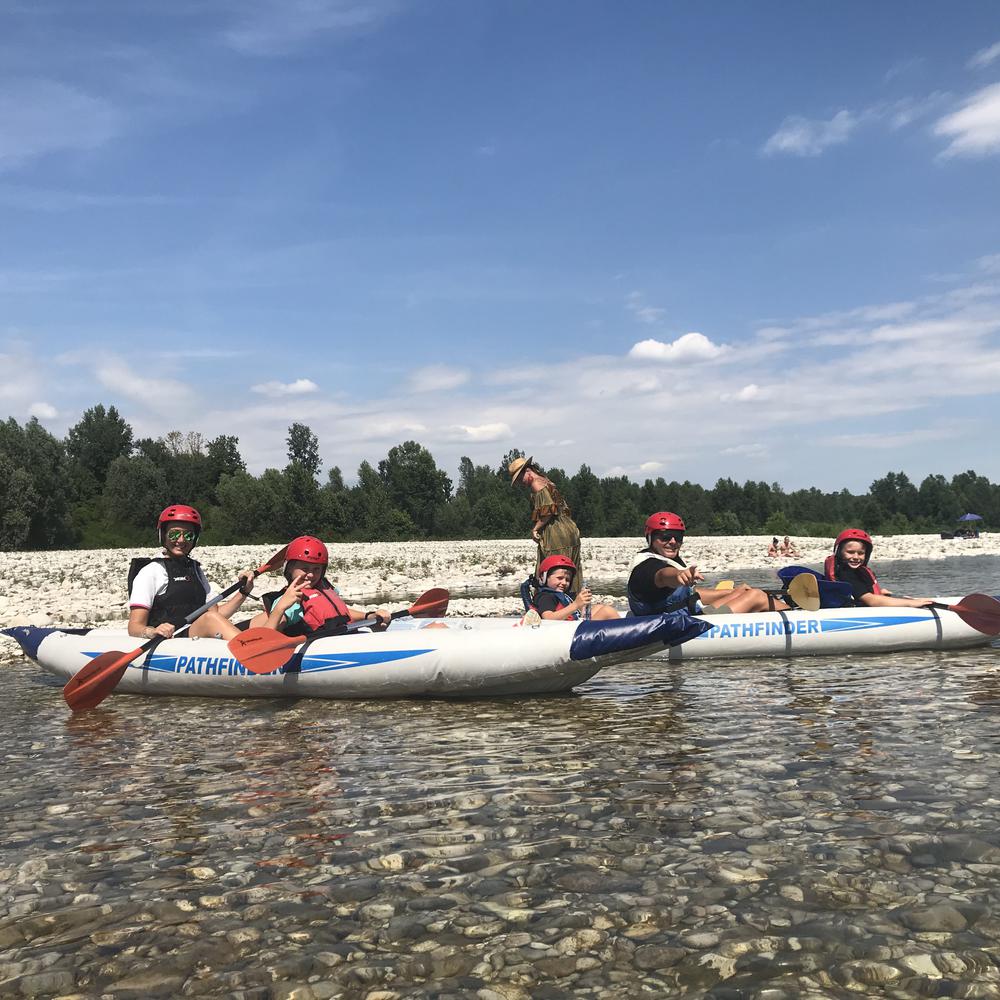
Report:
653,530,684,543
166,528,197,542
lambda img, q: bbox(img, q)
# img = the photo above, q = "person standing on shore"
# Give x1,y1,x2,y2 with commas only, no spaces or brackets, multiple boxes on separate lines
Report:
509,456,583,587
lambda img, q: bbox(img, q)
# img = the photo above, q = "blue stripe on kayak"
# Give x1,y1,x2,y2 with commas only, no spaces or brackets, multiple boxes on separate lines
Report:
694,613,929,641
131,648,434,677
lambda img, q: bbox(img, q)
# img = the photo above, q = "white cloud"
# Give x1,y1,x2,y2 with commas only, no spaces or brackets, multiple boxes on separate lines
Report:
95,358,193,407
628,332,727,363
450,422,512,442
639,461,663,473
934,83,1000,158
968,41,1000,70
725,384,769,402
407,365,470,393
721,443,767,458
251,378,319,397
0,80,120,170
762,110,858,157
28,401,57,419
223,0,399,56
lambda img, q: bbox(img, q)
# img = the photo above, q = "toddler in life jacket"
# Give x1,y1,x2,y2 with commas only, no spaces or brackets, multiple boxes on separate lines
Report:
530,556,620,622
251,535,391,636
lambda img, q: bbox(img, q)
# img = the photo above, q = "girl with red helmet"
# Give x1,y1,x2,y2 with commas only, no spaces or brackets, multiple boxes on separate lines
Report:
628,511,791,615
825,529,935,608
127,504,255,642
250,535,391,636
530,555,619,622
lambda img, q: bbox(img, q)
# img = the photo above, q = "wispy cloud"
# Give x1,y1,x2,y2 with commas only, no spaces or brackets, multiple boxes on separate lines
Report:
968,41,1000,70
447,422,512,442
0,80,121,170
407,365,470,393
762,94,949,157
252,378,319,397
762,109,858,157
628,332,728,363
222,0,400,57
94,357,194,408
28,401,58,420
934,83,1000,158
625,291,666,325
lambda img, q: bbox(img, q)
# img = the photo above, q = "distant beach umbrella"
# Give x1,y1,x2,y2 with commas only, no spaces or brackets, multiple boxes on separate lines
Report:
958,513,984,521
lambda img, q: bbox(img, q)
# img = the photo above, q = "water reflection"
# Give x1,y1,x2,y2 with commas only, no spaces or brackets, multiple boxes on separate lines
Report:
2,559,1000,996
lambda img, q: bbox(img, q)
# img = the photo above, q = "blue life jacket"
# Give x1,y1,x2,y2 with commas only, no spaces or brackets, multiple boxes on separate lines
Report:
519,577,580,620
627,551,696,617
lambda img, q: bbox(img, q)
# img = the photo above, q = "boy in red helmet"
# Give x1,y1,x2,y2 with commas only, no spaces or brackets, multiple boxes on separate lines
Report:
127,504,254,641
530,555,619,622
628,512,790,616
826,529,935,608
250,535,391,636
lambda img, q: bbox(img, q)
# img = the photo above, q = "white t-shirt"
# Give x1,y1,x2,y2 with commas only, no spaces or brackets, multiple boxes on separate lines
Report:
129,560,211,610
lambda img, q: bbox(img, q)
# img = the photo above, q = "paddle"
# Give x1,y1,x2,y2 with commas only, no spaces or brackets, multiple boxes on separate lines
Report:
228,587,451,675
63,544,291,712
785,572,820,612
925,594,1000,636
778,566,854,608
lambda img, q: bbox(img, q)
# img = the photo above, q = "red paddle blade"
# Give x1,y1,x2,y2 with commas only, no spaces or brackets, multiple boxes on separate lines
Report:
409,588,449,618
228,628,302,674
63,649,137,712
950,593,1000,636
257,544,290,575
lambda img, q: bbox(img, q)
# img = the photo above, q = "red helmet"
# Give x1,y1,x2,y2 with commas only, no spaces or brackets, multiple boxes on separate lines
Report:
158,504,202,545
834,528,873,563
285,535,329,566
644,511,685,537
538,554,577,585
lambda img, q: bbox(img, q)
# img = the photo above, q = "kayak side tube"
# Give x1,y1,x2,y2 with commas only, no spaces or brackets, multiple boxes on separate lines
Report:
570,610,712,661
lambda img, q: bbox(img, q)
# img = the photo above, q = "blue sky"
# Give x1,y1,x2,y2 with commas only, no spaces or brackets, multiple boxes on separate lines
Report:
2,1,999,492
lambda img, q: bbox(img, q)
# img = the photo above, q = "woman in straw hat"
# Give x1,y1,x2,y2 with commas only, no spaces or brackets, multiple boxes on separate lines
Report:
509,455,583,587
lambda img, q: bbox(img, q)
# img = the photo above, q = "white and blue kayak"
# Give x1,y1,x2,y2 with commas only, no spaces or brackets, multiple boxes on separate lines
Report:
2,611,709,700
394,597,1000,660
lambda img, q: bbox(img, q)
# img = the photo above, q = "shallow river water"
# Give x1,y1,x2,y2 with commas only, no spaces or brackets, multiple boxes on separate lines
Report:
2,557,1000,999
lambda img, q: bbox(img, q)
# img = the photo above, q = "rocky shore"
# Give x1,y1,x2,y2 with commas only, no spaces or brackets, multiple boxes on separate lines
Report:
0,533,995,633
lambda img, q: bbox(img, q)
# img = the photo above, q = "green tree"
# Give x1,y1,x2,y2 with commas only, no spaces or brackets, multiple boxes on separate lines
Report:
378,441,452,536
287,423,321,478
65,404,133,495
103,456,169,531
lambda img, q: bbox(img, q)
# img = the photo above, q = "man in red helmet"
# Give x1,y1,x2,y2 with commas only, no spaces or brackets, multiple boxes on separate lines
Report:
628,512,790,616
127,504,255,641
250,535,391,636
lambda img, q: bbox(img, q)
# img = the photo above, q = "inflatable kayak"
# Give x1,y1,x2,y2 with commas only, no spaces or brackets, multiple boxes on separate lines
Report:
393,596,1000,661
2,611,709,700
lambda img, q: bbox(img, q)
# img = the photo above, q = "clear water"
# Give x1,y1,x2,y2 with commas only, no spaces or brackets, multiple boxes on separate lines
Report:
2,557,1000,998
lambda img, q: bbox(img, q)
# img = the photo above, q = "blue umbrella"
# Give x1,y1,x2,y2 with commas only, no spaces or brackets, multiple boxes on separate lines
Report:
958,513,983,521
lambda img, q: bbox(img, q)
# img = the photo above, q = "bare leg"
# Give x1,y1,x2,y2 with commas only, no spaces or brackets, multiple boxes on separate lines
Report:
590,604,620,620
188,610,242,640
699,587,789,613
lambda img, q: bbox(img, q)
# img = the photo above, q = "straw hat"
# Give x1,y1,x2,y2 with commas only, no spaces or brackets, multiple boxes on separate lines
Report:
508,455,533,485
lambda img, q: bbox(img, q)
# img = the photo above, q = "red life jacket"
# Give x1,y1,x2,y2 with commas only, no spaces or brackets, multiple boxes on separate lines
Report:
823,555,883,595
301,585,352,631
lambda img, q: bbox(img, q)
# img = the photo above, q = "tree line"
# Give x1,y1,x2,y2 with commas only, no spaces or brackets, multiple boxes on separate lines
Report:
1,404,996,550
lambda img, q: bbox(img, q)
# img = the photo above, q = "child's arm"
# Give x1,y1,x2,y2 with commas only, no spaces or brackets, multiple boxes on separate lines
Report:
540,589,593,621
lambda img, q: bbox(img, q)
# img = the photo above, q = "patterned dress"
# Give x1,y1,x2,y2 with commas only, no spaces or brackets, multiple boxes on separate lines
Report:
532,483,583,587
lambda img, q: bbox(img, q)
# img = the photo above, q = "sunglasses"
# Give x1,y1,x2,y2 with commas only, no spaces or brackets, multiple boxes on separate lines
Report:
166,528,197,543
652,531,684,543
